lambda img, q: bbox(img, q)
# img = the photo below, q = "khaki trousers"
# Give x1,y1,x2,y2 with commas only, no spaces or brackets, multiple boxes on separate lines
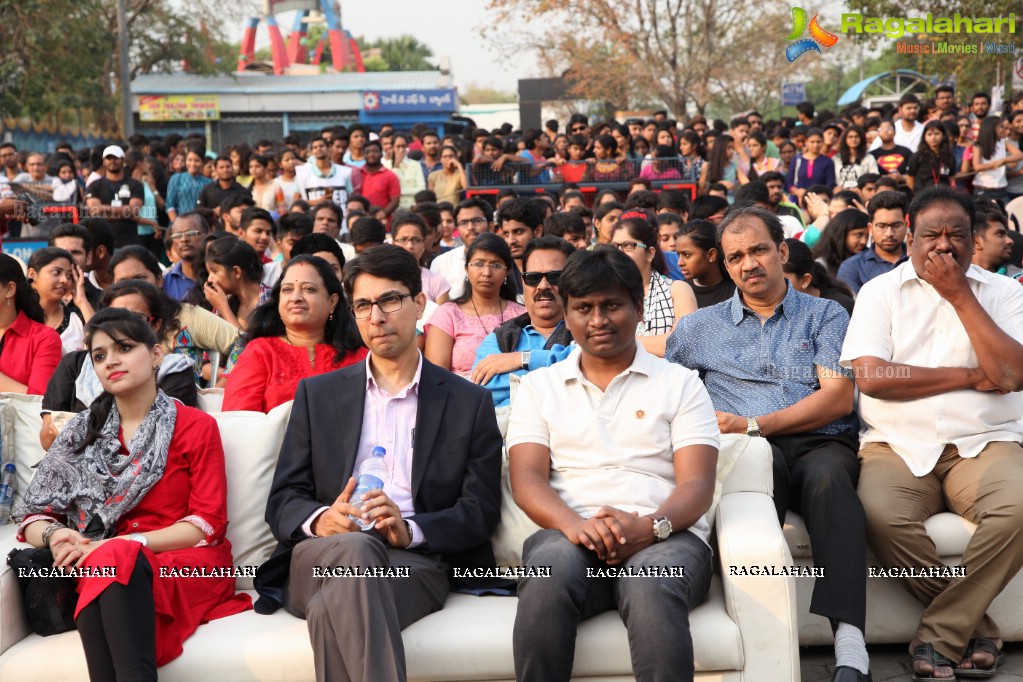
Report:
858,440,1023,661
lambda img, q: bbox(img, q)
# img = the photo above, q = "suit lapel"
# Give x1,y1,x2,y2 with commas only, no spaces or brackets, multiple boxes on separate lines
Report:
412,361,447,498
331,363,366,493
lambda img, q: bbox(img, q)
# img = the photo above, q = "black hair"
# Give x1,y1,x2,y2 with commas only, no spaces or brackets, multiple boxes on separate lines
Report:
783,238,854,300
612,211,667,275
342,244,422,299
101,279,183,342
716,205,785,249
678,219,727,278
908,185,976,234
867,190,909,219
239,206,276,236
248,255,362,362
454,232,518,305
522,235,576,272
544,212,587,239
916,120,955,173
413,189,438,205
350,218,387,246
838,125,868,164
48,223,92,251
975,209,1007,236
875,176,899,190
812,209,870,273
594,200,624,222
857,173,880,188
27,247,74,276
0,254,46,323
392,212,428,239
733,181,770,206
110,245,161,281
277,212,313,240
290,233,346,269
624,190,658,211
363,138,382,152
205,235,263,283
313,201,344,225
410,202,441,232
690,195,730,221
78,307,162,452
561,189,586,206
347,194,371,212
220,193,255,216
498,197,544,230
758,170,786,186
975,116,1002,161
558,246,644,311
705,133,734,185
454,197,492,223
78,217,115,255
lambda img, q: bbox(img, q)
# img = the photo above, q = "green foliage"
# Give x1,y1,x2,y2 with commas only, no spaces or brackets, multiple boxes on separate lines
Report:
461,86,517,104
355,35,436,72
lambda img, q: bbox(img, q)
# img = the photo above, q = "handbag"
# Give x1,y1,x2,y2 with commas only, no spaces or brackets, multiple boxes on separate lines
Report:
6,546,78,636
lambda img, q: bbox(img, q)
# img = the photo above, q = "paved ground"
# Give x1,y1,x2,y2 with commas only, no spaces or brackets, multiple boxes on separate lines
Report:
800,642,1023,681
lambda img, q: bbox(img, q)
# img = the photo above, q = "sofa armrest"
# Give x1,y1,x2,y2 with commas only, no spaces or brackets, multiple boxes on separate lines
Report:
716,490,800,682
0,533,31,657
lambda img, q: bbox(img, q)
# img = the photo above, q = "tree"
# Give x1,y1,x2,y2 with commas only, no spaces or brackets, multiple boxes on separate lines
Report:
485,0,793,118
0,0,240,132
461,85,517,104
355,35,436,72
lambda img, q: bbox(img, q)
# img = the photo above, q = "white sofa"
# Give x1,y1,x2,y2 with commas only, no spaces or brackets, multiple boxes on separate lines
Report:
0,391,799,681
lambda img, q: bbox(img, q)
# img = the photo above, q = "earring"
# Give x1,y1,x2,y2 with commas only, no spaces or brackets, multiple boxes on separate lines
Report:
329,311,334,322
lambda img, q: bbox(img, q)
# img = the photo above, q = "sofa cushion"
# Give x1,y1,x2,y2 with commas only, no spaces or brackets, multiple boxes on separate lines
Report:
0,579,742,681
196,388,224,414
0,393,45,510
785,511,976,560
212,401,293,590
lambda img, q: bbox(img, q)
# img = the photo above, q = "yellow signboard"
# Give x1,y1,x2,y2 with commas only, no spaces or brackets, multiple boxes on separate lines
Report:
139,95,220,122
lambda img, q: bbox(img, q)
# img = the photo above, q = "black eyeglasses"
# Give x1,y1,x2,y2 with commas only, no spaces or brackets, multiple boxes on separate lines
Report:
522,270,562,287
350,293,412,319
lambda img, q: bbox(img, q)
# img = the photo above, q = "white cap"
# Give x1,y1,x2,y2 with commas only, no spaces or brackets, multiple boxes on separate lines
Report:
102,145,125,159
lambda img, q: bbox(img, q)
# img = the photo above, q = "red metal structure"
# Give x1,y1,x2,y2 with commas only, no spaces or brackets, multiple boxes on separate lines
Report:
238,0,365,74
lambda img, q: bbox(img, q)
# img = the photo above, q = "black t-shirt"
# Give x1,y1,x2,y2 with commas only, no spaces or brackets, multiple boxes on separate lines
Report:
197,181,251,210
690,278,737,309
906,152,952,190
85,176,145,247
870,145,913,176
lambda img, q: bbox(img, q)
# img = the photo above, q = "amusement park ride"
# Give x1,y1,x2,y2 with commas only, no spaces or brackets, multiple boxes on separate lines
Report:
237,0,365,75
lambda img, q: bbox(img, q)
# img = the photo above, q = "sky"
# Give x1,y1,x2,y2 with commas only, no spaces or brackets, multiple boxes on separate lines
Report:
238,1,533,93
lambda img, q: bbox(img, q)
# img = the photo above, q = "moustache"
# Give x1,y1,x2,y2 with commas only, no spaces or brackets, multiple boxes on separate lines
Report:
533,291,556,302
742,268,768,281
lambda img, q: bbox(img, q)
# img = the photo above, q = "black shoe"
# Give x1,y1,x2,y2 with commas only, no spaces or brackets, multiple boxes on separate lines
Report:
832,665,872,682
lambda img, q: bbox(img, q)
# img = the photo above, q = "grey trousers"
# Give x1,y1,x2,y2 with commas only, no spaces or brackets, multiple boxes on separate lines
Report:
284,532,449,682
514,528,713,682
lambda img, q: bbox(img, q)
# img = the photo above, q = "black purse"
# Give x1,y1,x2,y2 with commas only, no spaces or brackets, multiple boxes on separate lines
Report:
6,547,78,636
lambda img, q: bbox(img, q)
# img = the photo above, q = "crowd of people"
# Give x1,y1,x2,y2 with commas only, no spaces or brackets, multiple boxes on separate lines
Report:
2,82,1023,682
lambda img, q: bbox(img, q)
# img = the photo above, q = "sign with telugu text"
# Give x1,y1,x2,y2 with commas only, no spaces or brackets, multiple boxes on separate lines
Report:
781,82,806,107
361,89,458,114
139,95,220,122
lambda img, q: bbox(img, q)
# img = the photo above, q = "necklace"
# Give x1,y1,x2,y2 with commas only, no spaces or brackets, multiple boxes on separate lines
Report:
470,298,506,336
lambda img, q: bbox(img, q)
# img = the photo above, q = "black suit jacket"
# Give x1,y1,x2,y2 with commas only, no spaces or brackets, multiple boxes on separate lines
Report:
256,358,504,611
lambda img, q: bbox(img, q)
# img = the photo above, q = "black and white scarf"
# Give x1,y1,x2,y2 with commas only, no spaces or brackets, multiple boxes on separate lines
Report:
15,390,178,539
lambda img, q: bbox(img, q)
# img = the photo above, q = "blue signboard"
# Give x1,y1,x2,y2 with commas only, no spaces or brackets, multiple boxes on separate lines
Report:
361,89,458,114
782,82,806,107
2,239,48,263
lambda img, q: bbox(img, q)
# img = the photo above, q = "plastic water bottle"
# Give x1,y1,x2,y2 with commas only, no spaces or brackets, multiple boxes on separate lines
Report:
349,447,387,530
0,463,16,525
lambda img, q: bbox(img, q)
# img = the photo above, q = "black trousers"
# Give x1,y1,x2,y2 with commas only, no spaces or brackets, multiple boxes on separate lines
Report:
77,552,157,682
769,431,866,632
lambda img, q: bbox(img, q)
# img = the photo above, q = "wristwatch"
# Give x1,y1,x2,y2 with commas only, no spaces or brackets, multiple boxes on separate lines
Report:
746,416,762,438
129,533,148,547
520,350,531,370
649,515,672,542
403,520,414,549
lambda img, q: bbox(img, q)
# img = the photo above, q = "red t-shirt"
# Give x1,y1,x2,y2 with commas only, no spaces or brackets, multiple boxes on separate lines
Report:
360,165,401,212
0,311,62,394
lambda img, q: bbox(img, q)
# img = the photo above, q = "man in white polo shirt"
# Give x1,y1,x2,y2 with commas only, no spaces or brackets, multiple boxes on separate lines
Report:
841,186,1023,681
507,246,719,682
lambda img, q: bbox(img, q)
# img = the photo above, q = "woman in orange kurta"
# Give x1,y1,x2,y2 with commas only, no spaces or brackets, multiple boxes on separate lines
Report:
15,307,251,680
223,255,366,412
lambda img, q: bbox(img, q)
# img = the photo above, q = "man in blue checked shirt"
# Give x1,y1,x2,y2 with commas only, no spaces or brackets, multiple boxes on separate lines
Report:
471,236,576,407
666,206,871,682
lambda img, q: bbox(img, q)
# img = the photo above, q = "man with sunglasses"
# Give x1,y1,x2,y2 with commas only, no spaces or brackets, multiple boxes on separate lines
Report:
162,212,209,301
471,236,576,408
259,244,505,682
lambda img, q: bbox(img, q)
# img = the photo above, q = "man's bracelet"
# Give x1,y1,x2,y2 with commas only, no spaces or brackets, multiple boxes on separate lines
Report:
41,522,67,548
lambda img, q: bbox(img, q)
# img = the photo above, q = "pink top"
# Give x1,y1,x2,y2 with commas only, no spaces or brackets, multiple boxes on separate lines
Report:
421,267,452,303
425,300,526,377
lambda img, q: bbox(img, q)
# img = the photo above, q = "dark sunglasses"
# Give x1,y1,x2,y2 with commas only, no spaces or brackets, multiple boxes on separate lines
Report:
522,270,562,287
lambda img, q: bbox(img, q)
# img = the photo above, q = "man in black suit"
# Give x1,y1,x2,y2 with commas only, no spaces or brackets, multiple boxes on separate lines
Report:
259,245,503,682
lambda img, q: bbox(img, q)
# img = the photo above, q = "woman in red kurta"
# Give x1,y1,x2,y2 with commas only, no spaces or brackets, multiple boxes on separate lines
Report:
15,308,251,681
0,254,62,394
223,255,366,412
